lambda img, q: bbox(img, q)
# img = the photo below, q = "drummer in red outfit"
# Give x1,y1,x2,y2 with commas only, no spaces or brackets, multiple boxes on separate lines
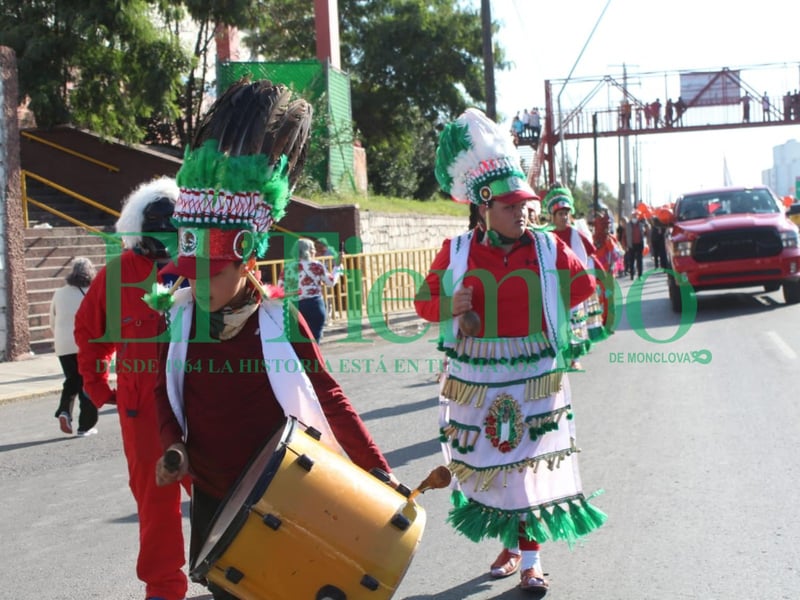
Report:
151,80,396,600
74,177,189,600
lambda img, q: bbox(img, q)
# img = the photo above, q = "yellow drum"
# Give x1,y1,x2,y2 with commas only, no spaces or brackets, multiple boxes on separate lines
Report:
190,417,426,600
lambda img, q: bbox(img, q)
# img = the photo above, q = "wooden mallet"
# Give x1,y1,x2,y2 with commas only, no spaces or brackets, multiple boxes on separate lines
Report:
407,465,452,502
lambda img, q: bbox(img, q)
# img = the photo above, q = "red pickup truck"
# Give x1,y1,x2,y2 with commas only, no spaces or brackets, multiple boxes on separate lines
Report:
665,186,800,312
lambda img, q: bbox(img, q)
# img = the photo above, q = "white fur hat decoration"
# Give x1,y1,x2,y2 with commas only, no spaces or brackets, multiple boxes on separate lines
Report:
115,176,179,249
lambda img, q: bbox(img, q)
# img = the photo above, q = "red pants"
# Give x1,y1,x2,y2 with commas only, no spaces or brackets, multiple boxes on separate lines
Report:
119,383,188,600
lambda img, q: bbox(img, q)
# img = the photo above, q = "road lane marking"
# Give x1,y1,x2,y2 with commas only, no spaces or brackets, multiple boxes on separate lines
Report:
765,330,798,360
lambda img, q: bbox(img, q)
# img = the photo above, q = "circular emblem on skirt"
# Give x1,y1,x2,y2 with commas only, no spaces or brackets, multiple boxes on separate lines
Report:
483,393,524,453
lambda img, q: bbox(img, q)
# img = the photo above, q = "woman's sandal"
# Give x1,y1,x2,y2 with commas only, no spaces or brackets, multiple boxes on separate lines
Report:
489,548,521,578
519,567,549,593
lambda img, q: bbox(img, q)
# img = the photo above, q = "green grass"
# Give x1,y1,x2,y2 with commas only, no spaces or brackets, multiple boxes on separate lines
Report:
300,191,468,217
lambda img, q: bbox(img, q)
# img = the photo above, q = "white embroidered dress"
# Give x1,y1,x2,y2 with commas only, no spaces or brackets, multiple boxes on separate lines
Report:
437,230,605,547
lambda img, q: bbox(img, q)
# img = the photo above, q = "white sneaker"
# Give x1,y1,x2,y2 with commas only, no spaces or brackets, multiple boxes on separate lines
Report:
76,427,98,437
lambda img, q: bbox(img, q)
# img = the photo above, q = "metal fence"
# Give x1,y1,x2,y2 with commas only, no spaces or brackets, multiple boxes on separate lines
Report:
257,247,440,325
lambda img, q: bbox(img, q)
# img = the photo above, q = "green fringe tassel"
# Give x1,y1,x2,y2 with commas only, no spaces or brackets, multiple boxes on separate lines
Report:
588,325,610,342
447,491,606,549
142,282,175,313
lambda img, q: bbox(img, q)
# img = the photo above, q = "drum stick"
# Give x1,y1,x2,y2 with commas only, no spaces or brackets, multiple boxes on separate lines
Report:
168,276,185,293
245,269,269,298
407,465,452,502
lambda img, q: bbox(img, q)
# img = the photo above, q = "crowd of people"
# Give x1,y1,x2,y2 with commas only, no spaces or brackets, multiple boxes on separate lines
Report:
510,107,542,145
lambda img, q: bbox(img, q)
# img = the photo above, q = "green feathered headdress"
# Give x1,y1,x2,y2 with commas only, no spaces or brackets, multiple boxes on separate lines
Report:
435,108,538,205
172,78,312,261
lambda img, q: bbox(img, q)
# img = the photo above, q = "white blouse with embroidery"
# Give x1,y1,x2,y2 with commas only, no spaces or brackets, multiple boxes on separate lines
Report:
279,260,343,299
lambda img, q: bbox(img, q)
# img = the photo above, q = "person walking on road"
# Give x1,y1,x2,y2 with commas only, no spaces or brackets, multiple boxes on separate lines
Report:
415,108,607,594
50,256,98,436
74,177,189,600
546,185,610,367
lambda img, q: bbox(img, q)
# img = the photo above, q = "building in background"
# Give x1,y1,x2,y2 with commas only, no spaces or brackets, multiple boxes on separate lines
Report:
763,139,800,199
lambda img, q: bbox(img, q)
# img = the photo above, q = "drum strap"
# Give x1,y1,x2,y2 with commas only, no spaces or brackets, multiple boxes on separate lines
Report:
258,301,344,454
165,289,344,455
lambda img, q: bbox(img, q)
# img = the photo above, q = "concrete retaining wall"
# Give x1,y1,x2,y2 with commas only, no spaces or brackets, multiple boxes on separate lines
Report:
358,211,466,252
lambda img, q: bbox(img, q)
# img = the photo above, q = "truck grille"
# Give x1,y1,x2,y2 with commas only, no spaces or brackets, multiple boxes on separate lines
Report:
693,228,782,262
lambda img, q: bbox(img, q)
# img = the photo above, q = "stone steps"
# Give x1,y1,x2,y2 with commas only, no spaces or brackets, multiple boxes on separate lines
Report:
24,227,109,355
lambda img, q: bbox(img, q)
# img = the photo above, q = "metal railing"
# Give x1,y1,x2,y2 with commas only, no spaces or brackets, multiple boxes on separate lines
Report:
21,131,120,172
21,170,122,244
257,247,439,324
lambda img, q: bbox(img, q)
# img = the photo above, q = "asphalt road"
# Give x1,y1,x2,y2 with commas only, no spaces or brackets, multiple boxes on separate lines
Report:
2,273,799,599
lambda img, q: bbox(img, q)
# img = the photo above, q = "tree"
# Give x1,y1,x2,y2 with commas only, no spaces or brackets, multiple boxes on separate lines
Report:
573,180,618,219
0,0,192,142
246,0,503,199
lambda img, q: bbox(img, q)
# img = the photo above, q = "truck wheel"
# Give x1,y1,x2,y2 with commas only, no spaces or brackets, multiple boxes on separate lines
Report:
668,275,682,313
783,280,800,304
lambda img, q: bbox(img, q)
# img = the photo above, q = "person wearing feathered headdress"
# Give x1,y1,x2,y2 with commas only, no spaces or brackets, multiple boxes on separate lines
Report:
544,184,612,366
150,80,396,600
74,176,190,600
414,108,606,593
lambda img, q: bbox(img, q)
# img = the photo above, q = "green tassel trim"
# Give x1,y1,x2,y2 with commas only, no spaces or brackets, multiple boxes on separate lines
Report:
440,422,481,454
524,405,572,441
176,140,292,224
567,337,593,360
588,325,610,342
142,282,175,313
437,338,572,367
451,489,470,508
447,491,606,548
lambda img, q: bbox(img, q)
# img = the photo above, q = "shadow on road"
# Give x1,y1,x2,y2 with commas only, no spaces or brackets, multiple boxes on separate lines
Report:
383,437,440,468
360,397,437,421
402,571,543,599
0,436,72,453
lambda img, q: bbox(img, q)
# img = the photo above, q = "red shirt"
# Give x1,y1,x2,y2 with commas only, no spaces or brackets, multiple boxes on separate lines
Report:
414,229,595,338
552,227,607,274
155,307,390,499
75,250,162,409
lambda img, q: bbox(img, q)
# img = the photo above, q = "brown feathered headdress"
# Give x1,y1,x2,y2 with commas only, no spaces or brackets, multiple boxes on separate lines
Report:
166,78,312,278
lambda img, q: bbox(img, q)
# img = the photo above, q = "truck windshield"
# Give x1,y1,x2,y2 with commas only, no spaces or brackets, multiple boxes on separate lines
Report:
677,190,779,221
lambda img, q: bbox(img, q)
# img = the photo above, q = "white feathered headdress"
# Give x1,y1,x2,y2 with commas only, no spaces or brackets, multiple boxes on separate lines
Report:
435,108,538,205
115,176,179,249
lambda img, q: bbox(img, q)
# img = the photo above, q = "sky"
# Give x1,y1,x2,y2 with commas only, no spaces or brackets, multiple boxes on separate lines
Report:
481,0,800,207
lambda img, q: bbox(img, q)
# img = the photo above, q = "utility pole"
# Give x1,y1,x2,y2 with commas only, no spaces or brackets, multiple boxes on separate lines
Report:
481,0,496,120
622,63,632,216
593,113,599,218
611,61,635,216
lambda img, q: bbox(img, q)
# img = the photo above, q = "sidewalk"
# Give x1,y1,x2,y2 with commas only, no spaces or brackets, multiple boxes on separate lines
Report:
0,309,421,405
